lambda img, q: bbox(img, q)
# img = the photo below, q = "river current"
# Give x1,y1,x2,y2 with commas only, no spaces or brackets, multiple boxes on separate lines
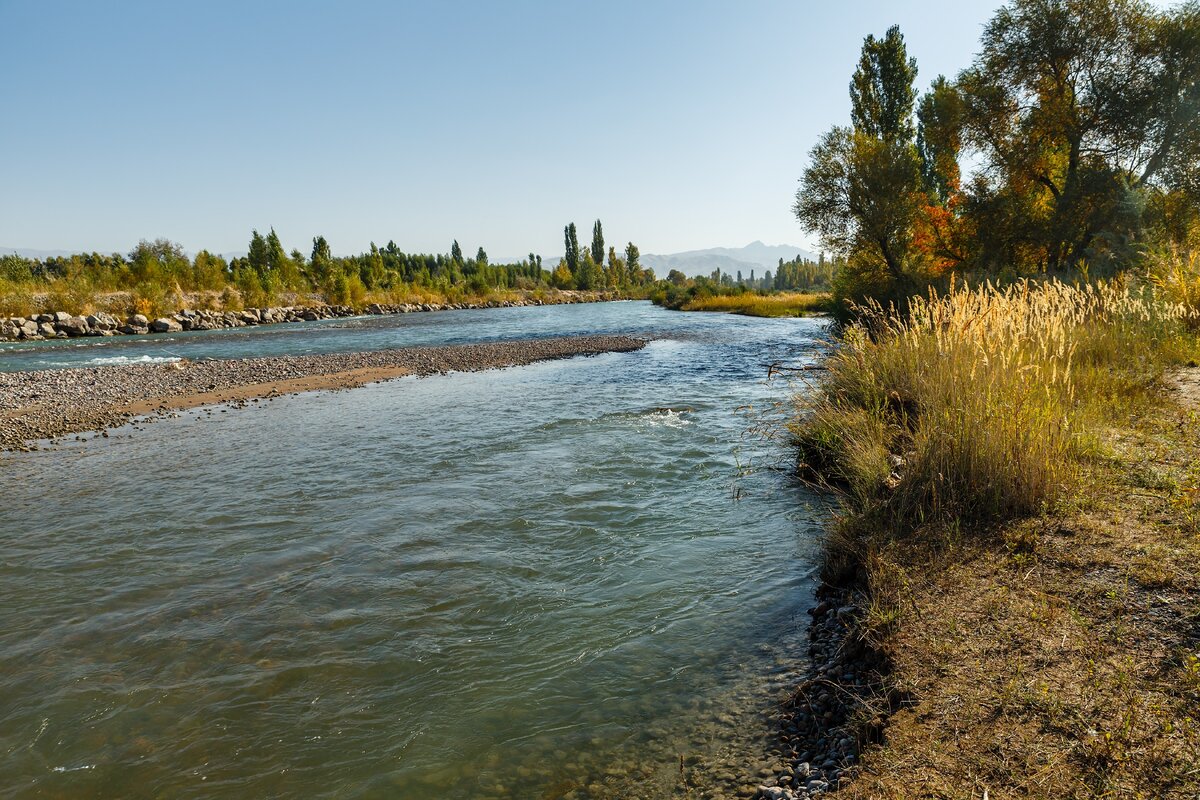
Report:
0,301,830,798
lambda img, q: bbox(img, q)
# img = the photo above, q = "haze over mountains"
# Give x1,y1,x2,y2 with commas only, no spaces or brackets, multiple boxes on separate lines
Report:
2,241,819,279
641,241,817,278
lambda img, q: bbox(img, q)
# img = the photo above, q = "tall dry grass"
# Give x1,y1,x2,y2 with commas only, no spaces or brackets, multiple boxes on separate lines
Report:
793,278,1198,538
1147,247,1200,322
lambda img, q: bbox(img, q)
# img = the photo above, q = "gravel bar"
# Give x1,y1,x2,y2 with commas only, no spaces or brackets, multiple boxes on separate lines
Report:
0,334,647,451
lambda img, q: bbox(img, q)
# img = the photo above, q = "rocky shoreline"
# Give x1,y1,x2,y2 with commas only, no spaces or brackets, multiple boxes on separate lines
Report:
751,581,891,800
0,334,647,451
0,292,616,342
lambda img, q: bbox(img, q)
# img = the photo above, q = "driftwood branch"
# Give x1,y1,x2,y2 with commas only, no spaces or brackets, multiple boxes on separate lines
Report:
764,362,828,379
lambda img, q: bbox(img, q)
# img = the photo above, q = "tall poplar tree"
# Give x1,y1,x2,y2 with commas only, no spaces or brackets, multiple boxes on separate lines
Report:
564,223,580,273
796,25,924,300
850,25,919,142
590,219,605,265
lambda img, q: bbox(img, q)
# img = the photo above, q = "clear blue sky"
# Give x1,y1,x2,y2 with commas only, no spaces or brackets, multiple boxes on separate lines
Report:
1,0,1002,258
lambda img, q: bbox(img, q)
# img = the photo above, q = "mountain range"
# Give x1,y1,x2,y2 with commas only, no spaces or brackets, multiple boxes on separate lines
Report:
640,241,817,278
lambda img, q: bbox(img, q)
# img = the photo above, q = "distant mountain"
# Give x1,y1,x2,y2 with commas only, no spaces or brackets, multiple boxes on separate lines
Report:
641,241,817,278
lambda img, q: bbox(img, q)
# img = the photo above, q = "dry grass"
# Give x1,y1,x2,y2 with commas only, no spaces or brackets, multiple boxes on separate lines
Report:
792,277,1200,798
1148,247,1200,322
681,291,832,317
793,278,1197,536
836,395,1200,799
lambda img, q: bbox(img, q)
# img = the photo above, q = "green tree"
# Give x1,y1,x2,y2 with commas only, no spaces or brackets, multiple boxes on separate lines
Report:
916,75,965,204
551,260,574,289
850,24,919,142
564,223,580,273
590,219,605,265
797,26,925,302
575,252,598,290
957,0,1200,270
451,240,464,266
246,230,270,276
796,129,924,293
624,242,641,280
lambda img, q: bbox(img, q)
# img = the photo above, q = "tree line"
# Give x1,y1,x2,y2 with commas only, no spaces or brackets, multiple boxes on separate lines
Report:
795,0,1200,308
551,220,654,291
0,220,656,314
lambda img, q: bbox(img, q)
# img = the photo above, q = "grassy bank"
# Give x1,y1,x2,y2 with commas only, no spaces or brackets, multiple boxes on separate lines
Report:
790,279,1200,797
677,291,832,317
650,284,833,317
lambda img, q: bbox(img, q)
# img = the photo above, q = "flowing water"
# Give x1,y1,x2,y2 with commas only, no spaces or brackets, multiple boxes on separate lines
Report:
0,302,830,799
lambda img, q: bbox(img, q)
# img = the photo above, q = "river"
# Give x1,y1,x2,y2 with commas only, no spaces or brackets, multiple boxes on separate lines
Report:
0,301,830,799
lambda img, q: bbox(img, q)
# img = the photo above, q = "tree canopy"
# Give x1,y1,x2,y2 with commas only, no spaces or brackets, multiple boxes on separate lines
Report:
795,0,1200,307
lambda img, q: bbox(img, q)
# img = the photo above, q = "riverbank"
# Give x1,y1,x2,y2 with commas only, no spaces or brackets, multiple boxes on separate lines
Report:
768,281,1200,799
673,292,832,318
648,287,832,319
0,289,621,342
0,334,646,451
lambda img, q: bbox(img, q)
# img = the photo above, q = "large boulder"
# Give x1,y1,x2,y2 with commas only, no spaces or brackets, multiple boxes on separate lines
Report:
51,311,71,324
20,320,40,338
149,317,182,333
0,320,20,340
37,322,56,338
129,314,149,326
86,313,118,331
58,316,90,336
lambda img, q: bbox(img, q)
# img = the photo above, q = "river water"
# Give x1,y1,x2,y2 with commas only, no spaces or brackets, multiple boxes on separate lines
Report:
0,302,830,799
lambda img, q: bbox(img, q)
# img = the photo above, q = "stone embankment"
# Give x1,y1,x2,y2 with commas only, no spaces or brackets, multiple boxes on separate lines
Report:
0,335,646,451
0,294,611,342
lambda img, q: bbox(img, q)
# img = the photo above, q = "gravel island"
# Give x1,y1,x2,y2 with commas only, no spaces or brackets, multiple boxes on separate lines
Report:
0,334,647,451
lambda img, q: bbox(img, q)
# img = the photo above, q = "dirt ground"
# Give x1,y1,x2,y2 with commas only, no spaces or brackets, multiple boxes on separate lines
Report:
832,371,1200,799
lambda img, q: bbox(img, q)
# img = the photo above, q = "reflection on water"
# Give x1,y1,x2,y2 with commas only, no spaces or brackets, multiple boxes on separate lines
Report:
0,302,830,798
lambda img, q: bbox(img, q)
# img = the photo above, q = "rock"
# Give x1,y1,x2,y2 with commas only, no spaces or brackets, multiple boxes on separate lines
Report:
85,314,108,331
51,311,71,324
37,322,56,338
58,316,90,336
149,317,182,333
20,320,39,338
130,314,149,326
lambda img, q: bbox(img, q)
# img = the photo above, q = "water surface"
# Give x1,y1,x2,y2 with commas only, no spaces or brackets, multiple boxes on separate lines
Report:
0,302,829,798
